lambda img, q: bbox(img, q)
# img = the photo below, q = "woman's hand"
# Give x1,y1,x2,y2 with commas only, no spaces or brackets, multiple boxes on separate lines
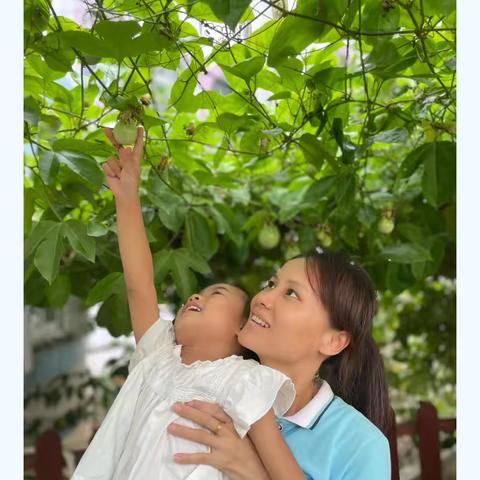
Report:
102,126,144,202
167,400,270,480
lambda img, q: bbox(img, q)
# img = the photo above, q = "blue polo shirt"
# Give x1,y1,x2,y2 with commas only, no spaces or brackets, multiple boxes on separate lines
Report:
276,381,391,479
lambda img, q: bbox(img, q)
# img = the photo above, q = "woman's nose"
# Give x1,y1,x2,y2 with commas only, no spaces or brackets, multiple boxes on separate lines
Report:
255,290,273,310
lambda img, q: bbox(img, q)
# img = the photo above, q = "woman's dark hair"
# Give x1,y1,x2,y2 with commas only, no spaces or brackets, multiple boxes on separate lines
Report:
301,248,391,434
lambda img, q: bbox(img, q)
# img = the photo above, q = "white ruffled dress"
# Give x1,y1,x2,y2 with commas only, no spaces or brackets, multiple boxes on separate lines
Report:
72,316,295,479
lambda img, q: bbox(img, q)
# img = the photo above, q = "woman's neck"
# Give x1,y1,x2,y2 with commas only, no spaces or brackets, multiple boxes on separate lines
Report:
260,357,322,416
284,381,320,416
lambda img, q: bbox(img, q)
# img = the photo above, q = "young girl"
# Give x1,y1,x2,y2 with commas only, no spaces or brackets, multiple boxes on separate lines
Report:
71,128,304,480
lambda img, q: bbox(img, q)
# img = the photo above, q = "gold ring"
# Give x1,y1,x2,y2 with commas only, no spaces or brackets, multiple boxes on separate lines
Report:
213,423,223,435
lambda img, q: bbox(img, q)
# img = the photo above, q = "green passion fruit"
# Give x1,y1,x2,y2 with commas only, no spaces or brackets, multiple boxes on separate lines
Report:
258,224,280,250
377,216,395,234
113,121,138,146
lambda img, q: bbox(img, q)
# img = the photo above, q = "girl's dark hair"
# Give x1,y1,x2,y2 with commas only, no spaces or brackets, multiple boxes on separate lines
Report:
301,249,391,434
232,284,260,363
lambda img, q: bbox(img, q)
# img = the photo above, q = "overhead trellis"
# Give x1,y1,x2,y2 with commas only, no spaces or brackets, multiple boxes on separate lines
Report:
24,0,455,337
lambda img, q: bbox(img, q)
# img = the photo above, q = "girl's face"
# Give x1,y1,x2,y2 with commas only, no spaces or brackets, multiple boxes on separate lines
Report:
174,283,247,346
238,258,339,368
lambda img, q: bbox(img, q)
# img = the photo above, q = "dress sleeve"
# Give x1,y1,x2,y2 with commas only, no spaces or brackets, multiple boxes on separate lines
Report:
342,434,391,480
222,364,296,438
128,315,175,373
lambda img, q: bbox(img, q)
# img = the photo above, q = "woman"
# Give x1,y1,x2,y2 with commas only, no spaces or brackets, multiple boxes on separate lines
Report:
166,249,392,479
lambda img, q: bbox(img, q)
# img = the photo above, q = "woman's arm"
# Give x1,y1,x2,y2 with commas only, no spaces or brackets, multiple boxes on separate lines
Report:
167,401,271,480
103,128,159,343
248,409,305,480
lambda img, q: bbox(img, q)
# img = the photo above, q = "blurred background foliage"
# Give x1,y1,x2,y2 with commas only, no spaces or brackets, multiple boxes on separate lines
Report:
24,0,455,418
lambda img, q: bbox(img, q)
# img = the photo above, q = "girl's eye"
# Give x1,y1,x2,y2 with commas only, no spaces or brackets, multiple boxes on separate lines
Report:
212,290,223,295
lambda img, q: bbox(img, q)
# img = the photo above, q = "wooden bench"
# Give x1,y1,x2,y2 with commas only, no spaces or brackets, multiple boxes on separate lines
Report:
26,402,455,479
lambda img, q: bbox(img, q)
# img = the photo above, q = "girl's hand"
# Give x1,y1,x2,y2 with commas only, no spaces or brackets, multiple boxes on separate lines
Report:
167,401,270,480
102,127,144,202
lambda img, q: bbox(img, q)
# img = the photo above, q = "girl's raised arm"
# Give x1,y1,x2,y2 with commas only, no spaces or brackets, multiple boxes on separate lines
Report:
103,127,159,343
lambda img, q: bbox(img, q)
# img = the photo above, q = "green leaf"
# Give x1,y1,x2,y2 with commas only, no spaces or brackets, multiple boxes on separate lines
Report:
298,134,335,169
96,294,131,336
380,243,433,264
335,174,356,211
169,68,204,113
38,32,76,72
268,0,341,67
154,195,186,233
175,248,212,275
62,22,170,60
55,150,104,188
87,223,109,237
24,188,35,237
45,274,71,307
24,96,41,125
153,249,172,282
38,114,61,138
362,1,400,34
170,251,198,301
242,210,269,232
202,0,252,30
423,0,455,16
208,203,243,246
216,113,256,134
184,210,219,260
147,175,187,232
38,150,59,186
399,144,429,178
304,175,337,203
267,91,292,101
422,141,456,208
95,20,141,41
86,272,125,305
63,220,96,262
25,220,60,258
33,223,64,284
220,57,265,83
59,31,112,57
52,139,112,157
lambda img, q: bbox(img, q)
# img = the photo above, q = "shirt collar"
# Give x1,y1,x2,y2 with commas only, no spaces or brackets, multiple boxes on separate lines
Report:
281,380,335,429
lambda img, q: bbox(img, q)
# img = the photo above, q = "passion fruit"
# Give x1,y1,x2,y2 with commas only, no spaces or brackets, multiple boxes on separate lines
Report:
377,216,395,234
113,121,138,145
258,224,280,250
316,225,332,247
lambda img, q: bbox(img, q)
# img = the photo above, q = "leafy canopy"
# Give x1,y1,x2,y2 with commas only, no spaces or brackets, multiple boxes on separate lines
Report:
24,0,456,413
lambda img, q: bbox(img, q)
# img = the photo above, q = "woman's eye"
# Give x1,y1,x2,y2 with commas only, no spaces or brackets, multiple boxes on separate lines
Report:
212,290,222,295
286,288,299,299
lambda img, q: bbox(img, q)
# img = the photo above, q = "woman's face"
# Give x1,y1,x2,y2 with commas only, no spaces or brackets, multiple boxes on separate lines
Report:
238,258,335,367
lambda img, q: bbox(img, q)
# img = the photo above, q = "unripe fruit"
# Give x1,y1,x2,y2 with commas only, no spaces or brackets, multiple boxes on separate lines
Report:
258,224,280,250
377,217,395,234
113,121,137,145
317,229,332,247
